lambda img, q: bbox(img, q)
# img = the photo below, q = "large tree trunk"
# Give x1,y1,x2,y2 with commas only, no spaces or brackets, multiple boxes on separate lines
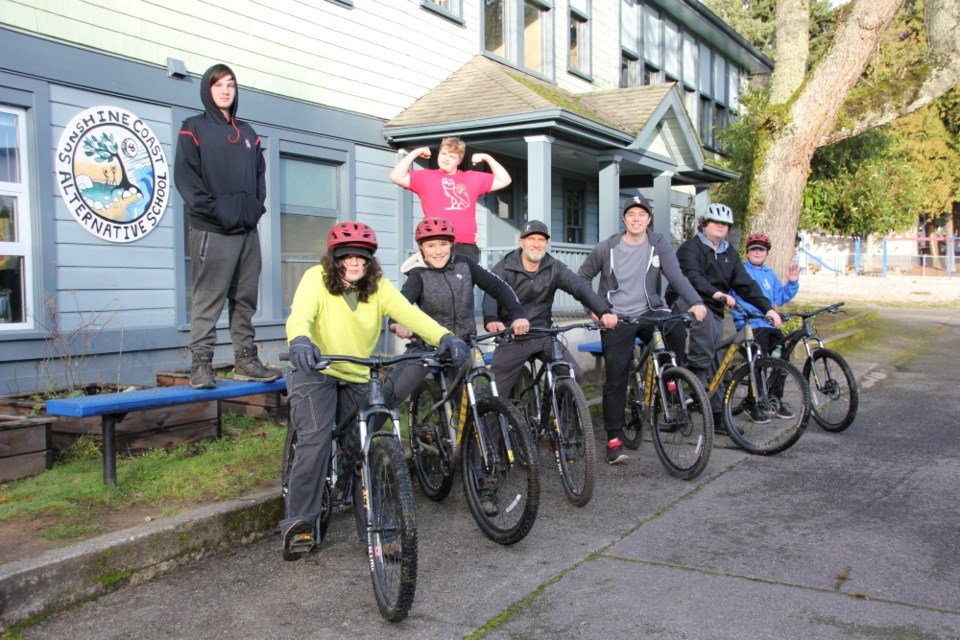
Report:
769,0,809,104
749,0,907,275
821,0,960,145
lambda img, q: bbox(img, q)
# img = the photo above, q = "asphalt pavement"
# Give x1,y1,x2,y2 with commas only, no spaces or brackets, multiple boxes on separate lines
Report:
5,307,960,639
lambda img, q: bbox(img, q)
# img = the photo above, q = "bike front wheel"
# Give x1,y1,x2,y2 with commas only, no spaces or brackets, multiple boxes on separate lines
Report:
366,436,418,623
651,367,713,480
553,379,596,506
723,357,810,455
803,349,859,432
461,397,540,545
409,379,455,501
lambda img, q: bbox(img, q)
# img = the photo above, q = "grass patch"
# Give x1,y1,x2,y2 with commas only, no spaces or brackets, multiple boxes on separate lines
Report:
0,414,286,529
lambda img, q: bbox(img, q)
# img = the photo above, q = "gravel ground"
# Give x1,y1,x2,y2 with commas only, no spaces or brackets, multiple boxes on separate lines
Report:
793,272,959,306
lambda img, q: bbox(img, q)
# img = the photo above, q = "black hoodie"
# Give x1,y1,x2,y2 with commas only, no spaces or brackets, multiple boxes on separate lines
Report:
174,64,266,234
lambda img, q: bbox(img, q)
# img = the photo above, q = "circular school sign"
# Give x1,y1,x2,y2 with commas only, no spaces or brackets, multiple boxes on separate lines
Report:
55,106,170,243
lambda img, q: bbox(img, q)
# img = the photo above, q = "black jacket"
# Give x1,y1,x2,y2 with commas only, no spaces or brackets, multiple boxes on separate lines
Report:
483,249,610,328
666,234,772,317
174,64,266,234
399,253,526,340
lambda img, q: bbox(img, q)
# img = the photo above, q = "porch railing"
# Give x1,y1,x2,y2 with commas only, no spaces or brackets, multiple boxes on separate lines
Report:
481,242,595,316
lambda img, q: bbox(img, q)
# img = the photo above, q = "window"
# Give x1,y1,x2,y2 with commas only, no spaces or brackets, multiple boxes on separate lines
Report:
422,0,463,23
663,18,680,80
279,157,339,311
484,0,553,77
568,0,591,77
0,106,32,329
699,97,714,148
563,180,584,244
643,63,661,86
620,52,639,88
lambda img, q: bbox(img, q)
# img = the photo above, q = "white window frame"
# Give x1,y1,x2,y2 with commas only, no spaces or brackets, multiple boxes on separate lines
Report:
568,0,592,79
483,0,554,79
0,105,33,331
422,0,463,24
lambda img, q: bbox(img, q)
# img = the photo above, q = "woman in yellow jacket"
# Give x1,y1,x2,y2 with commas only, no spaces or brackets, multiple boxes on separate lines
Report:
282,220,468,559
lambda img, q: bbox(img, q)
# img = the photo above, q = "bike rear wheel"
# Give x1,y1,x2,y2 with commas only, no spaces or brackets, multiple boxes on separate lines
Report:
366,437,418,623
803,348,859,432
723,357,810,455
553,379,596,506
651,367,713,480
409,379,455,501
461,397,540,545
622,372,644,450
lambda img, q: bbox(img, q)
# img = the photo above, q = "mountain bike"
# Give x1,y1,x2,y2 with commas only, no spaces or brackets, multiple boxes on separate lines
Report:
776,302,859,432
508,323,598,506
619,313,714,480
706,306,811,455
281,350,440,622
408,331,540,545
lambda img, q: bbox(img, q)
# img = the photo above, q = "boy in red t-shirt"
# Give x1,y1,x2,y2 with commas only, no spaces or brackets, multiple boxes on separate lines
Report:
389,136,512,262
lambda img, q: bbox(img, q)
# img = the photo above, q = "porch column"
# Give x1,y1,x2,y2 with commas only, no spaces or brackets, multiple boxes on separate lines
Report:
652,171,674,239
525,135,553,225
598,154,622,240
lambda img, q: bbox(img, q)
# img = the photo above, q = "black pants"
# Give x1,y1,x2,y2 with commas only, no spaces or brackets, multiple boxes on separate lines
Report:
601,310,686,440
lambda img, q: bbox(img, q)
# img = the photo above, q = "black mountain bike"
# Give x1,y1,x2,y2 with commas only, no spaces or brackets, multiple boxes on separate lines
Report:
620,313,714,479
509,323,598,506
408,332,540,545
777,302,859,432
281,350,440,622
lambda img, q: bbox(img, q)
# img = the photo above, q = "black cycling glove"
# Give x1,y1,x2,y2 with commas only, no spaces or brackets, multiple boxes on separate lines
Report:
289,336,321,372
437,334,470,369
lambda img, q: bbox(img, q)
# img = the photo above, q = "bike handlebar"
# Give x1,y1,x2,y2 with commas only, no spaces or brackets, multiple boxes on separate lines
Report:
778,302,845,322
617,312,694,328
280,349,446,371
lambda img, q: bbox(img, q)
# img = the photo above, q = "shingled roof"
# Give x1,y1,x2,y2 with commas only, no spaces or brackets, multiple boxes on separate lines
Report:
385,55,676,137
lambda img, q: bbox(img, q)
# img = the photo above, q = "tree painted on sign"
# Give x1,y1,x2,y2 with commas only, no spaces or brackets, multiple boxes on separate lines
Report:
82,132,138,195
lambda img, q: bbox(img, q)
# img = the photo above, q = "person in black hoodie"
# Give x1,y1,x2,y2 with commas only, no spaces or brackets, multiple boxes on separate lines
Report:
665,203,781,430
175,63,280,389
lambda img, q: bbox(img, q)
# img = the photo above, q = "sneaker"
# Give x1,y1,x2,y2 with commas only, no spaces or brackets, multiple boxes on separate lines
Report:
281,520,315,561
775,402,795,419
481,494,499,517
606,438,628,465
747,404,771,424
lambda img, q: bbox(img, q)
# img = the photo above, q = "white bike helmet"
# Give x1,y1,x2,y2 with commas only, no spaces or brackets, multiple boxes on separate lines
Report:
703,203,734,225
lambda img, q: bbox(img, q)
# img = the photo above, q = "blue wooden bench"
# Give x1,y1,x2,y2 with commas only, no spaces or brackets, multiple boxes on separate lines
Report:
45,378,288,486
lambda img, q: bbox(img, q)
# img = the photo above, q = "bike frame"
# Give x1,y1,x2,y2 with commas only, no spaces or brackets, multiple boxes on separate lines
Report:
625,316,693,424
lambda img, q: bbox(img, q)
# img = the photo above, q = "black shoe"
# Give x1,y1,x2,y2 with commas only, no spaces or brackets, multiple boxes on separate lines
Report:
606,438,628,465
282,520,315,561
190,352,216,389
234,346,283,382
747,404,771,424
775,402,795,419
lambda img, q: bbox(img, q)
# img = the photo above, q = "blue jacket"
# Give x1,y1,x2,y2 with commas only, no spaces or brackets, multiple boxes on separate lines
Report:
732,262,799,330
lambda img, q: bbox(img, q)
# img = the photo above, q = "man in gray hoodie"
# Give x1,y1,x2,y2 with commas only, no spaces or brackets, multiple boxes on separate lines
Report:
578,194,706,464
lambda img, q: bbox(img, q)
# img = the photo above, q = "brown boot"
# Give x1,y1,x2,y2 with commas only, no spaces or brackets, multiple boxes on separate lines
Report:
190,351,216,389
234,346,282,382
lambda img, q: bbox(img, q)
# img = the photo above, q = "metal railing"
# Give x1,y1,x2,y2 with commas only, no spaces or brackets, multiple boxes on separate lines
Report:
481,243,595,316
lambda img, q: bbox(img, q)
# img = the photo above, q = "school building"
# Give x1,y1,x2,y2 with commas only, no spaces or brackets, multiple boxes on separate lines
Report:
0,0,772,392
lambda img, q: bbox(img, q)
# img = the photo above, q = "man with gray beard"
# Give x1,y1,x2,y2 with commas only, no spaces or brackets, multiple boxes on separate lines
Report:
483,220,618,400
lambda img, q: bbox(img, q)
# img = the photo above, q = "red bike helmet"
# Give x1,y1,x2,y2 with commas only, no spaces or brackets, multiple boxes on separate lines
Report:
327,221,378,259
415,217,455,243
746,233,772,251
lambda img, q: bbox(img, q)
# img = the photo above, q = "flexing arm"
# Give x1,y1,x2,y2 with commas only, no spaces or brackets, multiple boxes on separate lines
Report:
471,153,512,191
389,147,431,189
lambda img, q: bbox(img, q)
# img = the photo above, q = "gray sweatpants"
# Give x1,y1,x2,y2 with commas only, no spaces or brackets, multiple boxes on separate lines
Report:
490,335,582,400
189,228,261,354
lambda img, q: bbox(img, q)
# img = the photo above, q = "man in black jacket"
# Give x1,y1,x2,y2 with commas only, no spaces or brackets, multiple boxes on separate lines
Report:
175,63,280,389
483,220,618,401
665,203,781,428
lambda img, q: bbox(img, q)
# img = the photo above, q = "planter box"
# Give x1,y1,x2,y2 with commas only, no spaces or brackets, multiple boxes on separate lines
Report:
156,365,289,423
0,384,219,455
0,414,55,481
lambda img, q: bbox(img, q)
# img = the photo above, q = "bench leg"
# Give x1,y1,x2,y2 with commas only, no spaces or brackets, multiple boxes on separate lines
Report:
102,415,118,486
